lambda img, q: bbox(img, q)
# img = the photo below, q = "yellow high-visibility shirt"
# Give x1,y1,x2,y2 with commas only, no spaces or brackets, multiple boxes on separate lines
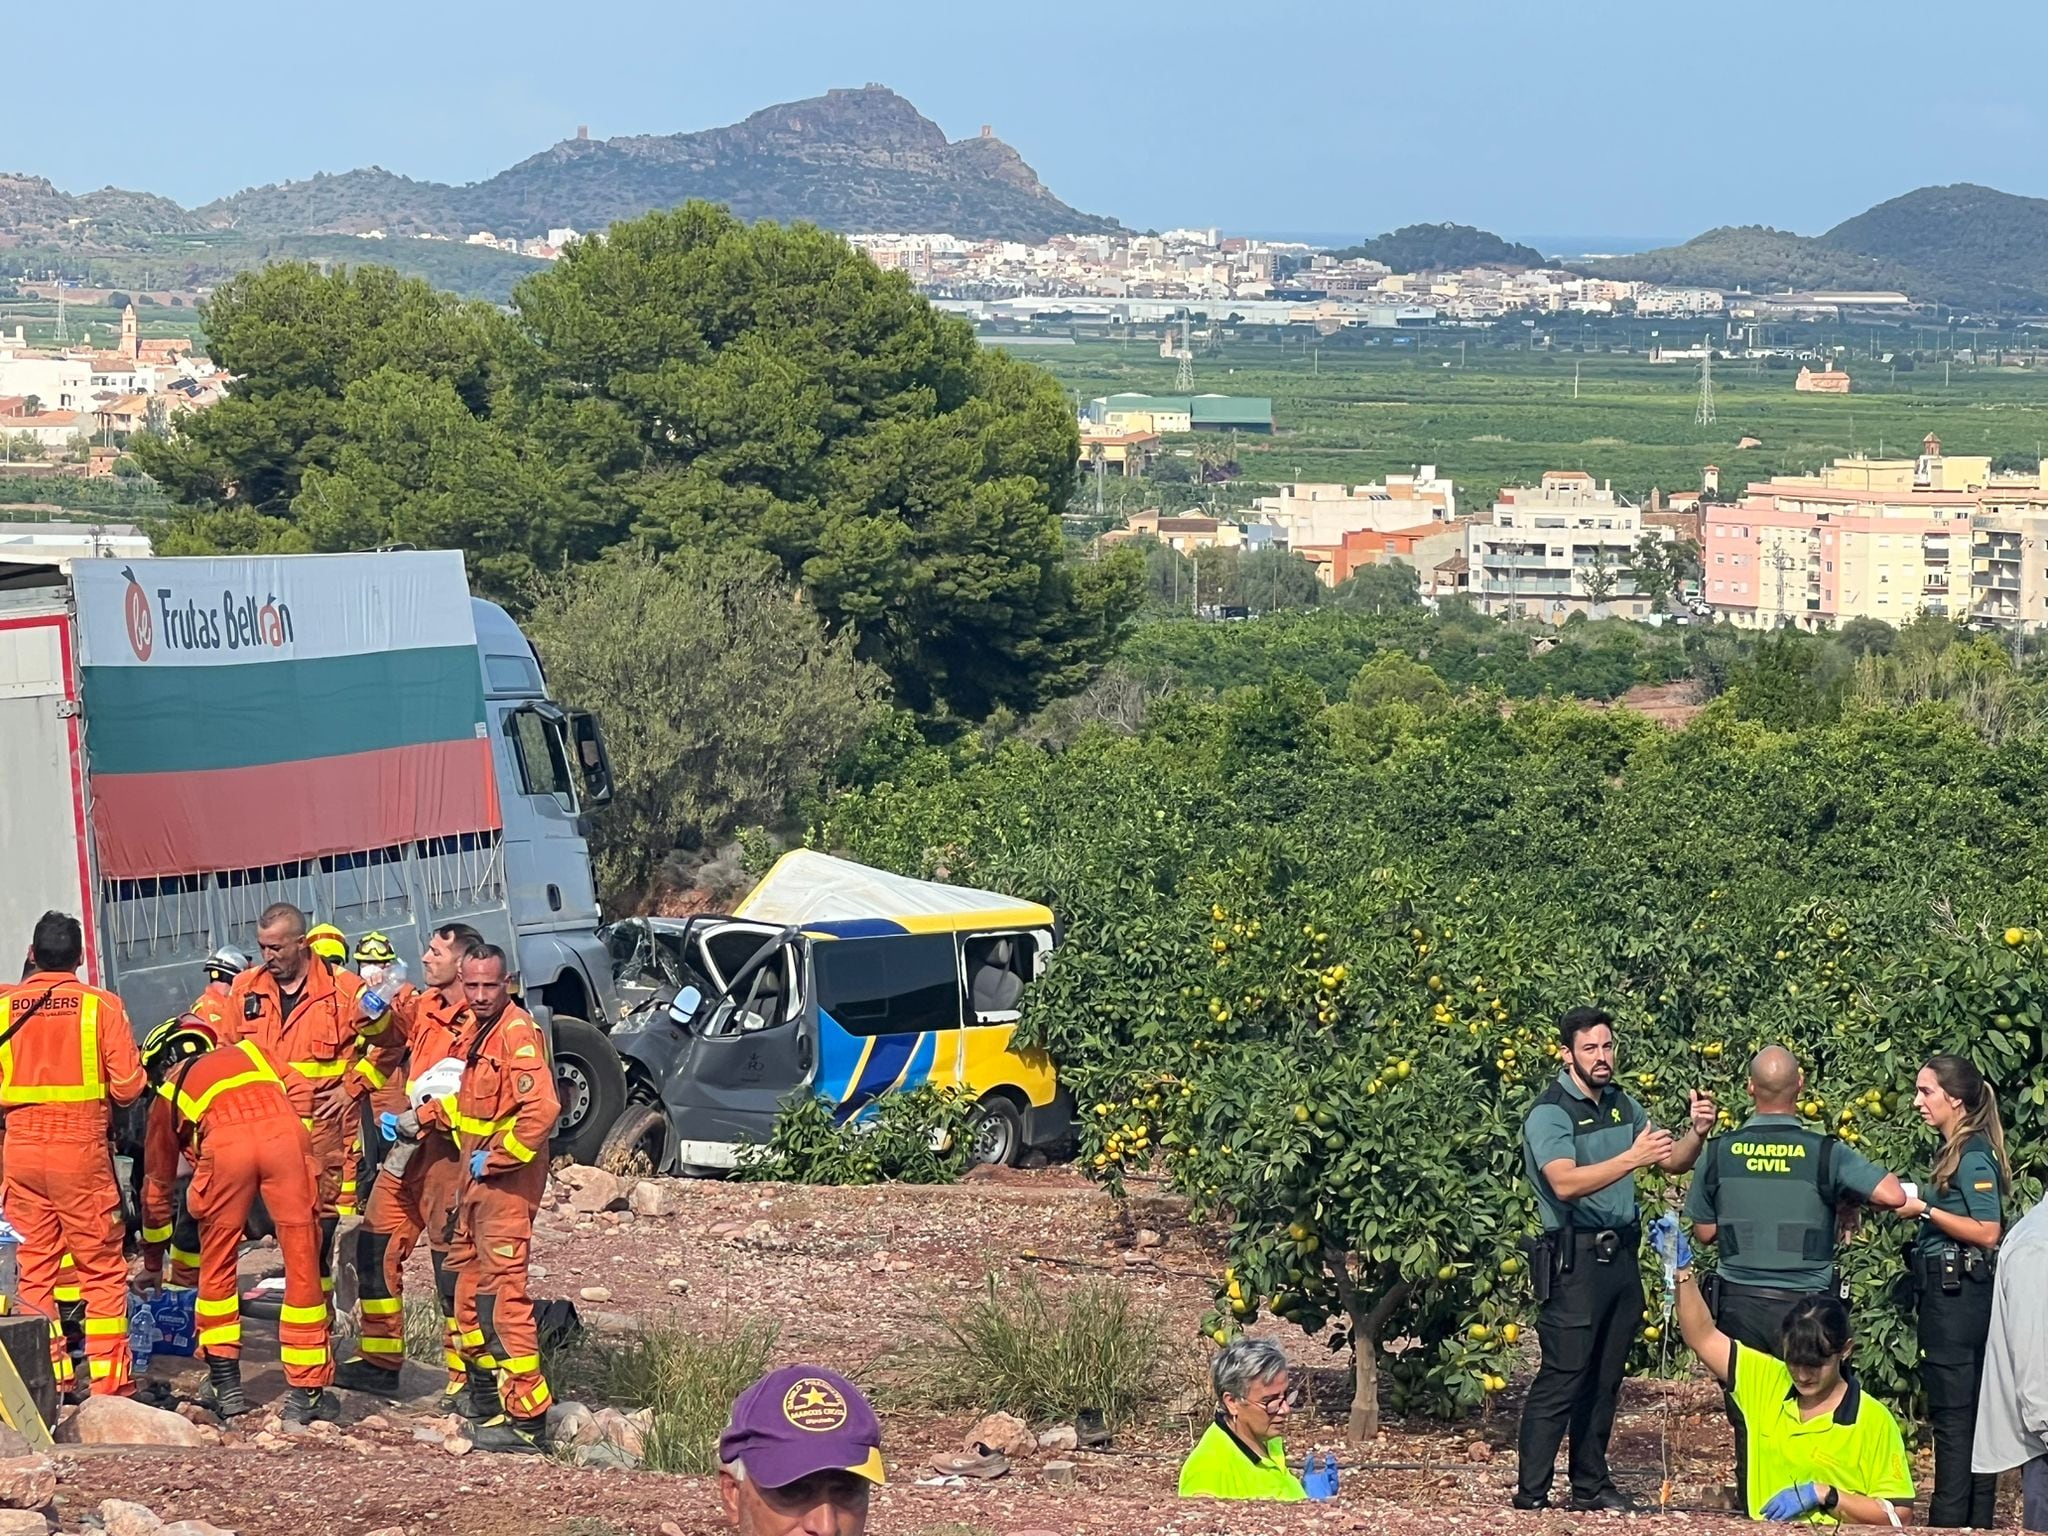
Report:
1177,1417,1306,1501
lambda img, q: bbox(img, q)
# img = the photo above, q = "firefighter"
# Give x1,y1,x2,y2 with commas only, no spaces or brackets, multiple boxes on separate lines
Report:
333,923,482,1402
187,947,250,1035
306,923,351,973
138,1017,336,1423
446,944,559,1454
0,911,148,1398
222,903,360,1305
335,930,401,1222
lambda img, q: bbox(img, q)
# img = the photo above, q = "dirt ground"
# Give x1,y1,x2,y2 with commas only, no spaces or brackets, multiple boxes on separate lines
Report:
46,1170,1948,1536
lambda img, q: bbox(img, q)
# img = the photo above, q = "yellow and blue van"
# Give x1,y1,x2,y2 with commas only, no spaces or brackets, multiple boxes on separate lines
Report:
600,852,1072,1174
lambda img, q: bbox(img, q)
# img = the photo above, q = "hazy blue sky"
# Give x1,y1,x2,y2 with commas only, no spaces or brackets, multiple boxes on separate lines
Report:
13,0,2044,241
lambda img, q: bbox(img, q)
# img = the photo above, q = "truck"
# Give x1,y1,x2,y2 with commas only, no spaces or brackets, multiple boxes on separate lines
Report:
0,543,631,1164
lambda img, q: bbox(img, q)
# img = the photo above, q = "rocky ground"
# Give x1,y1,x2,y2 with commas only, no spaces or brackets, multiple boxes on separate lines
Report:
6,1169,1976,1536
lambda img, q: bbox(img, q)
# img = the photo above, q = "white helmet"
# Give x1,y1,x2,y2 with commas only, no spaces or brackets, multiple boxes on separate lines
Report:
203,945,251,983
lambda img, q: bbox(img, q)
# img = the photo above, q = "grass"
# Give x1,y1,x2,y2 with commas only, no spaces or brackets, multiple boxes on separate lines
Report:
552,1315,779,1475
404,1299,445,1367
909,1271,1177,1430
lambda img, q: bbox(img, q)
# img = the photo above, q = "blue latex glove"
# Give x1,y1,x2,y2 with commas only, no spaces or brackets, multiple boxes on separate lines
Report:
1303,1452,1339,1500
378,1111,400,1141
469,1149,488,1178
1648,1213,1692,1272
1762,1483,1823,1521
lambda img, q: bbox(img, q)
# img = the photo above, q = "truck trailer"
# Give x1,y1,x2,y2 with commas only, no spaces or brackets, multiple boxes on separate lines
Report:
0,545,630,1163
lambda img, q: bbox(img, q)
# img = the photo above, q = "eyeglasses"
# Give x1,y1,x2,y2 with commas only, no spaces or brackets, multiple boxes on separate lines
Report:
1246,1385,1300,1413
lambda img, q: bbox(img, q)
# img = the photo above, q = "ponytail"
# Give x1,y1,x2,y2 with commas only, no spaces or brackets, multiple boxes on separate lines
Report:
1926,1054,2012,1193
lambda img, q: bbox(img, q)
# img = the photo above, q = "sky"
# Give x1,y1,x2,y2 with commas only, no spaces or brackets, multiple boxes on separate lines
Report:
15,0,2048,244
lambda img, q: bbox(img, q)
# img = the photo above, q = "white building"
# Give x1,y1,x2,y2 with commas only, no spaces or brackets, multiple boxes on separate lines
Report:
0,353,92,413
1248,470,1459,548
1467,472,1672,620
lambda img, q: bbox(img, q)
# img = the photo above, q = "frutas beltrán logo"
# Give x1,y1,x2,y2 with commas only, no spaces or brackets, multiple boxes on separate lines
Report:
122,566,295,660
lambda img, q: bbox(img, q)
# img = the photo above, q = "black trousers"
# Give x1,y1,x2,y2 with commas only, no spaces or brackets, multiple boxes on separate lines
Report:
1712,1279,1824,1357
1516,1235,1644,1503
1919,1271,1997,1529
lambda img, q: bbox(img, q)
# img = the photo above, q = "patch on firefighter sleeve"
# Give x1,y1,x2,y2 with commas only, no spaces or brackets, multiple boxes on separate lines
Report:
517,1073,534,1094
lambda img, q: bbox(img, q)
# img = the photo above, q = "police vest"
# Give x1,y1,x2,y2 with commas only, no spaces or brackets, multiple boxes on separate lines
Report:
1701,1126,1840,1273
1531,1078,1641,1229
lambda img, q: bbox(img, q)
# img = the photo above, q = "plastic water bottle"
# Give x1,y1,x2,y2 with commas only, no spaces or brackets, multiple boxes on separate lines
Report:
359,959,409,1022
127,1292,158,1376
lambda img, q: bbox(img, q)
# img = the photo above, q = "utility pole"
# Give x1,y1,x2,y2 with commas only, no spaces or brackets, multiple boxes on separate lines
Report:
1574,360,1580,400
1695,335,1716,426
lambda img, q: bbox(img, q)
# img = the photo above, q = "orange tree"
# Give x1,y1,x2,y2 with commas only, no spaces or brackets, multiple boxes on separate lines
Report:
819,682,2048,1433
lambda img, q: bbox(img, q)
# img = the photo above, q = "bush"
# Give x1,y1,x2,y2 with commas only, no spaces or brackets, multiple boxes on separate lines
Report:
554,1317,778,1474
735,1085,977,1186
915,1272,1175,1429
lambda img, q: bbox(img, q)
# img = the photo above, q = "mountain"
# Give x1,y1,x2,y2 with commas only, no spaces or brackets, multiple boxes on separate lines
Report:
0,174,205,244
1580,185,2048,311
1328,222,1546,273
192,86,1116,242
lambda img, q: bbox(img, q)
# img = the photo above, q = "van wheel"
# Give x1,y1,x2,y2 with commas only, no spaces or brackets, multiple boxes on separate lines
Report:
968,1095,1024,1167
551,1015,627,1166
598,1102,670,1179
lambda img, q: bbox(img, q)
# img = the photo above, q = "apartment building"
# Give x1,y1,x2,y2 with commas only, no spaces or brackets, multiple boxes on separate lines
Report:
1467,472,1669,620
1704,437,1987,628
1968,486,2048,632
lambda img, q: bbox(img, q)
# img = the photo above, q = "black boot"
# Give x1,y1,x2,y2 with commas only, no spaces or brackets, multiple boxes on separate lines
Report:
462,1365,502,1423
470,1413,546,1455
206,1357,252,1419
279,1386,341,1426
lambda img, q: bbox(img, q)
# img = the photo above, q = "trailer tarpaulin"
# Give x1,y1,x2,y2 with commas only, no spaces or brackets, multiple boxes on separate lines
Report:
72,552,500,879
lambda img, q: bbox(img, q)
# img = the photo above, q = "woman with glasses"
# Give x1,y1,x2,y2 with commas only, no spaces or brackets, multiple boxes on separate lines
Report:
1178,1337,1307,1500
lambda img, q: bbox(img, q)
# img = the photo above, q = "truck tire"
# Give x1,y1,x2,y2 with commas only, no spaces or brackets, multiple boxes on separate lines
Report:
968,1094,1025,1168
550,1015,627,1166
597,1103,670,1179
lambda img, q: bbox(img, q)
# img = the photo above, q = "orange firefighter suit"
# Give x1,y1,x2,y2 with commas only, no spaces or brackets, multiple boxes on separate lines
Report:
345,982,469,1385
446,1002,559,1421
141,1040,332,1389
0,973,147,1395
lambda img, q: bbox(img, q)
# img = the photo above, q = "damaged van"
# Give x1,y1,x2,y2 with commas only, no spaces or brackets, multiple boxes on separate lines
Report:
595,851,1074,1174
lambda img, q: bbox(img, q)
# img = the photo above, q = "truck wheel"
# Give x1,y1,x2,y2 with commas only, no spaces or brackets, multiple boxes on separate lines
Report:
968,1095,1024,1168
598,1103,670,1179
550,1015,627,1166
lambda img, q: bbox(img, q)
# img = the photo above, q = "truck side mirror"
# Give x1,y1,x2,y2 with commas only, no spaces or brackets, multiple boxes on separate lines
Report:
569,710,614,808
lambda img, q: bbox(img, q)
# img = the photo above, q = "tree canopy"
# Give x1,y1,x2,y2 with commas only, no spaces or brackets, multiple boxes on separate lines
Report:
137,206,1140,719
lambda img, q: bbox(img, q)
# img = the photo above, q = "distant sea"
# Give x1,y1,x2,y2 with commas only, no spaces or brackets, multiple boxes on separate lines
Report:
1244,230,1679,260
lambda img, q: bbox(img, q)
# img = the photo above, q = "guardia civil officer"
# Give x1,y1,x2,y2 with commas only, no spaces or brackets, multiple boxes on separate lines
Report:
1513,1006,1716,1513
1684,1046,1907,1355
1898,1054,2009,1528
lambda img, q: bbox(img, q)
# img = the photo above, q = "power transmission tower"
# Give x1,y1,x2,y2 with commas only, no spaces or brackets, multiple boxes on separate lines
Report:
53,281,68,344
1695,335,1715,426
1762,537,1796,625
1175,315,1194,392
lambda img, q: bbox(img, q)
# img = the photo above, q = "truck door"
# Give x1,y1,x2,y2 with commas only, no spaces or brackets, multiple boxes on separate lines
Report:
0,610,96,982
659,921,812,1162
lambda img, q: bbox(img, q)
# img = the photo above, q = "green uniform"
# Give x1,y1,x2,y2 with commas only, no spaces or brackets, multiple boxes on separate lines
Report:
1914,1132,2002,1257
1684,1113,1886,1291
1729,1341,1914,1522
1177,1417,1306,1501
1523,1070,1647,1233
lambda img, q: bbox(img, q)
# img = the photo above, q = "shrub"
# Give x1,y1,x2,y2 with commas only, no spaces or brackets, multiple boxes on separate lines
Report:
735,1085,977,1186
554,1317,778,1475
916,1272,1174,1429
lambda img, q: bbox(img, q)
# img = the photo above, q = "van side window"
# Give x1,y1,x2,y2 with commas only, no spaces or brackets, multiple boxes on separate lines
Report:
813,935,961,1038
964,933,1031,1023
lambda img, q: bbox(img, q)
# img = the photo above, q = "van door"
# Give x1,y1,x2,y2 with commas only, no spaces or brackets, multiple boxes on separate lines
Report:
658,920,810,1164
809,933,963,1117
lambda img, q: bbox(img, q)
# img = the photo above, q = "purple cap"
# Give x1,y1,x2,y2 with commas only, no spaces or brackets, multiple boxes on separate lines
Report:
718,1365,885,1488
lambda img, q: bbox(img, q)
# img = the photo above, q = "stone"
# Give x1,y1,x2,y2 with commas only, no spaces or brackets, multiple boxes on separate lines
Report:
442,1435,472,1457
660,1523,686,1536
572,1440,638,1470
1468,1440,1494,1463
174,1405,218,1430
161,1523,236,1536
62,1398,219,1448
708,1220,743,1239
364,1529,410,1536
98,1502,165,1536
591,1406,646,1459
965,1411,1034,1461
578,1286,612,1303
1041,1461,1077,1485
1119,1250,1154,1267
628,1181,676,1219
552,1166,627,1215
1035,1425,1078,1453
0,1432,28,1463
666,1278,690,1294
1132,1228,1163,1249
409,1427,445,1446
545,1402,594,1446
0,1457,52,1510
0,1513,45,1536
356,1414,390,1433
